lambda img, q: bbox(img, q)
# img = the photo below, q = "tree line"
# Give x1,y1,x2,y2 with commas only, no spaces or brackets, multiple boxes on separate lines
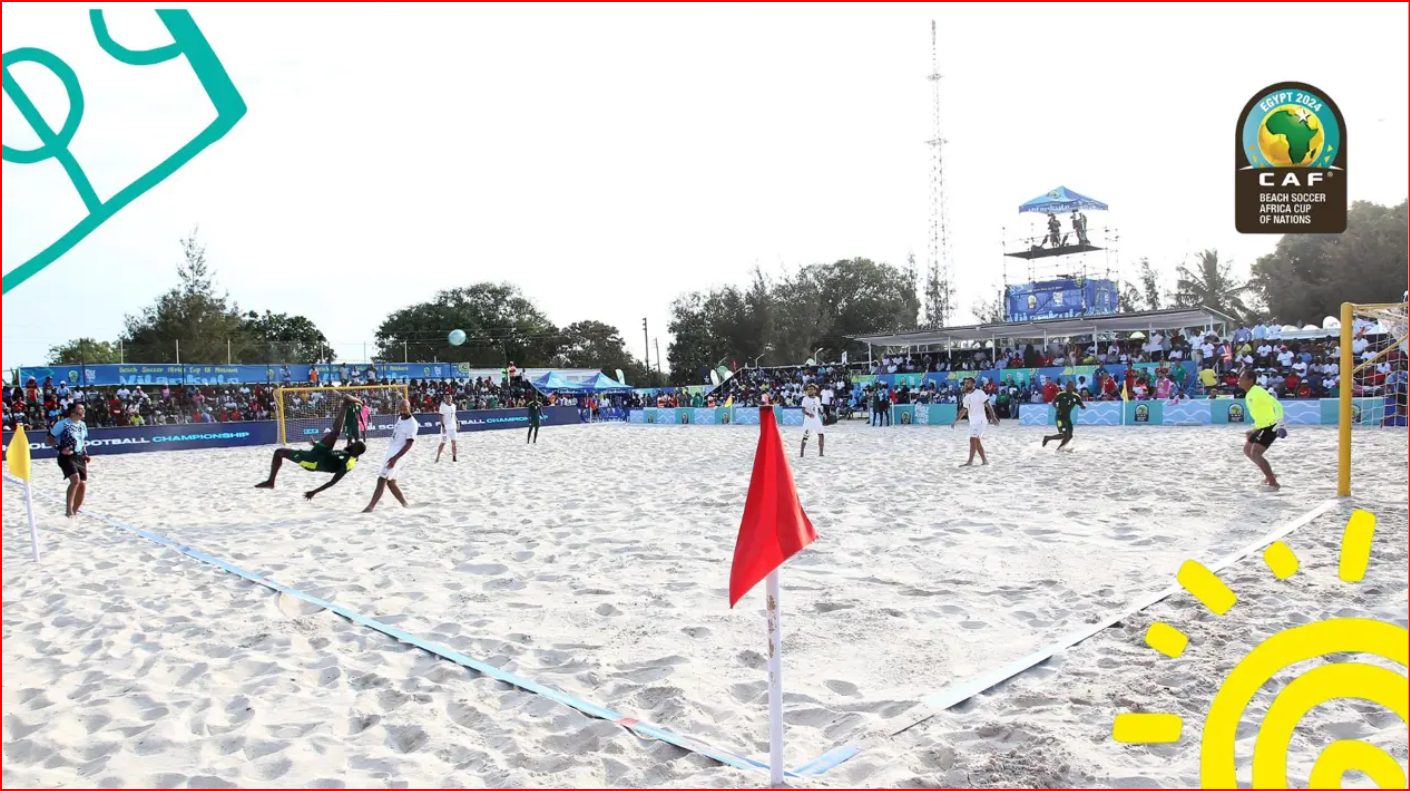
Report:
43,199,1407,382
1118,200,1407,325
45,231,660,385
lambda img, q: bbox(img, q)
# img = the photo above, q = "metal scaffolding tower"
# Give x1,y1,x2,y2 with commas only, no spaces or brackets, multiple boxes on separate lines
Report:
924,20,954,328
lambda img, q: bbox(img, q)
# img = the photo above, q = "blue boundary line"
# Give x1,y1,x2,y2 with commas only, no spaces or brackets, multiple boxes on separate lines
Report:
3,475,858,778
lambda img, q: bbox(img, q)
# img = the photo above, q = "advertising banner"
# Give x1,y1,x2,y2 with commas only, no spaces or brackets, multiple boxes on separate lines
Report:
3,407,580,460
1005,278,1118,322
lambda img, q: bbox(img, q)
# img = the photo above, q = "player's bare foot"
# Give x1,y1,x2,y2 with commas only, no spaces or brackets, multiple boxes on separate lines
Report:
1042,437,1051,447
361,506,375,513
254,481,274,489
959,462,973,467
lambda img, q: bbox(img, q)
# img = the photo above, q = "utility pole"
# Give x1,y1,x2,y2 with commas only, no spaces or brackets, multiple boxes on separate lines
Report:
403,340,409,364
642,318,650,381
654,337,662,381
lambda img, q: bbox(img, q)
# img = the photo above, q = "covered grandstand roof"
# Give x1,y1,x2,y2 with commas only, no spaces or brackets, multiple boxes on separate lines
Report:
853,306,1238,347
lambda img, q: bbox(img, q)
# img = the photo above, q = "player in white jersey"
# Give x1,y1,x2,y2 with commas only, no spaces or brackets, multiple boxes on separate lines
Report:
950,377,998,466
363,398,417,512
435,392,458,462
799,383,826,457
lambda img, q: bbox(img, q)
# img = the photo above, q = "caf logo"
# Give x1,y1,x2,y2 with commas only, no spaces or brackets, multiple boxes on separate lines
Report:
1134,404,1150,423
720,409,731,425
1027,294,1038,310
1229,403,1246,423
900,410,912,425
1350,404,1363,424
646,411,656,424
681,410,690,425
1235,82,1347,234
67,370,79,383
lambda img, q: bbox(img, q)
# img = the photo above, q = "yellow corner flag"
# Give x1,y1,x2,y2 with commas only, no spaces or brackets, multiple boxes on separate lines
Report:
8,425,31,482
724,395,734,407
1121,381,1130,402
8,425,41,562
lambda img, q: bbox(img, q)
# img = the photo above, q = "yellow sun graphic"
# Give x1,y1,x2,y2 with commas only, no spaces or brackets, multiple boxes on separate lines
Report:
1112,510,1408,788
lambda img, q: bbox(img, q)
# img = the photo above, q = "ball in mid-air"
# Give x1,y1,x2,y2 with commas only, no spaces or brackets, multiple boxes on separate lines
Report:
448,329,467,346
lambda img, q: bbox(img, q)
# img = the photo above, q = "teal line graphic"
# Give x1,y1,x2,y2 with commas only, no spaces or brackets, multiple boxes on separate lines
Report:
2,9,245,294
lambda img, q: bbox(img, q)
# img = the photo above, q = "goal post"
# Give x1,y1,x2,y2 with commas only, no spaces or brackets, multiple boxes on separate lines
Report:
1337,300,1409,497
275,384,410,445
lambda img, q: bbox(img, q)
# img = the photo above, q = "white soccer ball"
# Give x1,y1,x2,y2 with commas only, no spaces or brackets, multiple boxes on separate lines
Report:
448,329,467,346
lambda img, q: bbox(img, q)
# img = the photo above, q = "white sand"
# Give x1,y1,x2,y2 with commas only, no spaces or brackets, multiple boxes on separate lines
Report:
4,422,1406,788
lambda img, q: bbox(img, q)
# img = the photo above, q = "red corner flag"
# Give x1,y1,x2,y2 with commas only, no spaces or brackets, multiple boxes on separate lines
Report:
729,407,817,608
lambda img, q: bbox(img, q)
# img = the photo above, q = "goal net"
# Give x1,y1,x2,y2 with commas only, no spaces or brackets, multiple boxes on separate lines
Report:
1337,301,1408,495
275,385,410,445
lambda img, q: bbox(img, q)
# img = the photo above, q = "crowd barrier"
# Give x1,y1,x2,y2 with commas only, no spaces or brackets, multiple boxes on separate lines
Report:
628,407,805,426
2,407,582,460
1012,397,1400,427
626,399,1404,428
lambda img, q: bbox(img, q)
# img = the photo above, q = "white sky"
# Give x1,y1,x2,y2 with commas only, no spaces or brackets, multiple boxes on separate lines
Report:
4,2,1407,372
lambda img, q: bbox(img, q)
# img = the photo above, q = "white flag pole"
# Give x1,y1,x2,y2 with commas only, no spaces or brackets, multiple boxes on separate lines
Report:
24,479,40,562
766,569,784,786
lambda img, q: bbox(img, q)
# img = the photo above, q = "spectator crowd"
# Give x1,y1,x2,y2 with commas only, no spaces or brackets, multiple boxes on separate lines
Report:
710,321,1408,419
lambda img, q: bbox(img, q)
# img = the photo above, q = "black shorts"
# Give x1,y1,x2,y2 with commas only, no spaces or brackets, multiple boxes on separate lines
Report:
1250,427,1277,448
58,454,88,481
1056,417,1074,437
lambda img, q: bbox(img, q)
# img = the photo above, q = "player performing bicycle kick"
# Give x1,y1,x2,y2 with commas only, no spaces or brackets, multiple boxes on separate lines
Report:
255,395,366,499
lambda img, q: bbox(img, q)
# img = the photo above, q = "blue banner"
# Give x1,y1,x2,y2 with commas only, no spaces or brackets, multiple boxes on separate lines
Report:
16,362,477,387
4,421,277,460
1005,278,1117,322
3,407,581,461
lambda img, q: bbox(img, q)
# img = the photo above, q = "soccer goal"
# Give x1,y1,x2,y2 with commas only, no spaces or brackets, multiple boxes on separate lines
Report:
275,384,410,445
1337,300,1408,496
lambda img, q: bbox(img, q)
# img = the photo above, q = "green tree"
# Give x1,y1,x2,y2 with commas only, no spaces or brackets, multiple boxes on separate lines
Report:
1118,283,1143,313
375,283,557,367
972,289,1007,324
121,231,248,363
1137,257,1164,311
1251,199,1409,324
1172,249,1254,322
666,257,918,379
242,311,336,364
47,338,122,365
557,320,643,379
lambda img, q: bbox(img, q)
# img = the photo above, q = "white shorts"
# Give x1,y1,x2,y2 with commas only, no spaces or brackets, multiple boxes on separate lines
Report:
441,428,457,442
379,456,407,480
967,421,987,439
802,416,825,434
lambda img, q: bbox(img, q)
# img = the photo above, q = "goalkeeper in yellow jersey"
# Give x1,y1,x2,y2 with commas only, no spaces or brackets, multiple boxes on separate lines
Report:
1239,368,1284,489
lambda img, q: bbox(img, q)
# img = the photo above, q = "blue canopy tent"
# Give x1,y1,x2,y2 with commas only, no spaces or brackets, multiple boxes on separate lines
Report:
583,372,631,392
531,371,631,394
1018,186,1109,215
530,371,579,392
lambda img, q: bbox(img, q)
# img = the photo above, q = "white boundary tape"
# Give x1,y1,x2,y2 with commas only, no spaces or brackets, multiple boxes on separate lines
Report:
3,475,858,778
892,498,1341,735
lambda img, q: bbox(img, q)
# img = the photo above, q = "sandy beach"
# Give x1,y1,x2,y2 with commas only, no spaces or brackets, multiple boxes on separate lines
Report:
4,422,1406,787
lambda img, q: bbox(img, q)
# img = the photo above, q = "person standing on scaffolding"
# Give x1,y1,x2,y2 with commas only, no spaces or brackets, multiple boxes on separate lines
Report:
1071,209,1089,244
1047,212,1062,248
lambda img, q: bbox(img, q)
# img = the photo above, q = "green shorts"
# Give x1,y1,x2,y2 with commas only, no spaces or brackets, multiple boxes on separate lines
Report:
289,442,352,474
1056,416,1074,436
